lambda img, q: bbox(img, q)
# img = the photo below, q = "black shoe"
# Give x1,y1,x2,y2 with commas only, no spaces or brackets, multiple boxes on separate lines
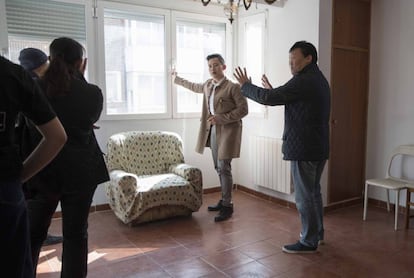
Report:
282,241,317,254
214,204,233,222
43,234,63,246
208,200,223,211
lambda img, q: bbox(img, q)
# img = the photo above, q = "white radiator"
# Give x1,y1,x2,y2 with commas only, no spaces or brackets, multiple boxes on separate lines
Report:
250,136,293,194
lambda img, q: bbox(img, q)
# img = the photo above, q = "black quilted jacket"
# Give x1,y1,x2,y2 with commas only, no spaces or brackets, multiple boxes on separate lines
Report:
241,63,330,161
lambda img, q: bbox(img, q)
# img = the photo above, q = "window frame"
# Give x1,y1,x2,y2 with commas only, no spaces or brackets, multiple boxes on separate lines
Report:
237,10,268,118
96,2,233,121
96,1,172,120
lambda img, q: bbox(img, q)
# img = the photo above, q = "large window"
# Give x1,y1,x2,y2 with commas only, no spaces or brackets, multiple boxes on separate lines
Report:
174,16,227,116
4,0,231,120
100,5,229,119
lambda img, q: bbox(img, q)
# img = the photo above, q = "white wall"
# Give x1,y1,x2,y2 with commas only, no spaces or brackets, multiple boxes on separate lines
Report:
367,0,414,204
318,0,332,206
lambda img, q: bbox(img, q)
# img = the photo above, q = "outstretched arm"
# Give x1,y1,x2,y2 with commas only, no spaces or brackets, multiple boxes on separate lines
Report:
234,66,299,106
173,70,205,94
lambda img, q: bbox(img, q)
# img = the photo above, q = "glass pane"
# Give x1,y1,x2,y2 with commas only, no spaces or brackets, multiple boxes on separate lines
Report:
243,19,265,114
104,9,166,115
176,20,226,113
244,21,262,84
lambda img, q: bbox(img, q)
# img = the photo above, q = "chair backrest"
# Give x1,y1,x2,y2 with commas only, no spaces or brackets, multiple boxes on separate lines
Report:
106,131,185,175
387,145,414,182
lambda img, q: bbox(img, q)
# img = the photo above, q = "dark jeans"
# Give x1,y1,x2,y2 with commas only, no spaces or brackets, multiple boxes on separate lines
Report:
27,185,97,278
291,160,326,248
0,179,33,278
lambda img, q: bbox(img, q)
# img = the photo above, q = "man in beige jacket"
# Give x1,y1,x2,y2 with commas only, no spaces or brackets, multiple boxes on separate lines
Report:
173,54,248,222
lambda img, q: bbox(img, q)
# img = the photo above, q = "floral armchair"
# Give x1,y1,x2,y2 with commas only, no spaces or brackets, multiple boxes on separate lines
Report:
103,131,203,225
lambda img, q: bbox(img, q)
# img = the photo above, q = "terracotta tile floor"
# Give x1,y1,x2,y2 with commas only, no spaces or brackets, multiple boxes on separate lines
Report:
37,191,414,278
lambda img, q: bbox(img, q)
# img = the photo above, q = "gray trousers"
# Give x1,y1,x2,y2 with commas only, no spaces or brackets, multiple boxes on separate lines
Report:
210,125,233,206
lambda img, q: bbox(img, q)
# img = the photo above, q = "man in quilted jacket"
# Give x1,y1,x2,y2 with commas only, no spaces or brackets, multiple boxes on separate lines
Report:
234,41,330,253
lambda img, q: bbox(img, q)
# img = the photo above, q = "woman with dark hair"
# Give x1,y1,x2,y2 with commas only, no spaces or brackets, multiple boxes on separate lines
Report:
25,37,109,277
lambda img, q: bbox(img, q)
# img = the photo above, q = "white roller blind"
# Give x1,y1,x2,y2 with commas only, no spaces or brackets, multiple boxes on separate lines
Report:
5,0,86,41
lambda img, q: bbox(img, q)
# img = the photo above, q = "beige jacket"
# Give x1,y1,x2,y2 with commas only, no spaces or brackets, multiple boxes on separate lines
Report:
174,76,248,159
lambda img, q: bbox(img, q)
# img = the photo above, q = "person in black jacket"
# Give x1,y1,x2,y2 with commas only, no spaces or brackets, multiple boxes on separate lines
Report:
25,37,109,277
234,41,330,254
18,47,64,247
0,56,66,278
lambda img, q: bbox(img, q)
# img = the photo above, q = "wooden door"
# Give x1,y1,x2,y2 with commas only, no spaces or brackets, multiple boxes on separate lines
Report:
328,0,371,204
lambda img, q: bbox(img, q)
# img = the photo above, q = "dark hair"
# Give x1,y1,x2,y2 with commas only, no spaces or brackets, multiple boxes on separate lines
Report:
289,41,318,64
43,37,84,97
206,53,225,65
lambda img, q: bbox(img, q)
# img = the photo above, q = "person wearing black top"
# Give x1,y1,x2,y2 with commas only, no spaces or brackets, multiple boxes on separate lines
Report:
24,37,109,278
0,56,66,278
17,47,64,247
234,41,330,254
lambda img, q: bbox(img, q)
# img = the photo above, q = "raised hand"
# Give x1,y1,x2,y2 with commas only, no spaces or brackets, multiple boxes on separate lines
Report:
171,68,177,79
261,74,273,89
233,66,250,86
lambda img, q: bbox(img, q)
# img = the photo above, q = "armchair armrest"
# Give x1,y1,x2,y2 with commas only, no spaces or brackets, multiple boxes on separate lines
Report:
169,163,202,194
110,170,139,194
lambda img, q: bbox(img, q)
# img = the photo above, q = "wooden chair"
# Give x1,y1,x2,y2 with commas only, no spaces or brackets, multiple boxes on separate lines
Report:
363,145,414,230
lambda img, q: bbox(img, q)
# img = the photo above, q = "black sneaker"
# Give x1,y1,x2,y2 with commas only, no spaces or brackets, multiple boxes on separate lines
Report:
43,234,63,246
282,241,317,254
208,200,223,211
214,204,233,222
